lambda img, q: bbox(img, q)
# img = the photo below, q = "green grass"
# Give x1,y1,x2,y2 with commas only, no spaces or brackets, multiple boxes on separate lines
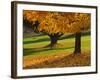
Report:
23,34,90,57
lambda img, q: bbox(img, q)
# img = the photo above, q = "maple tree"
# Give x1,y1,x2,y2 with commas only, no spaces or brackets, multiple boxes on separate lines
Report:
64,13,91,54
23,10,91,53
39,12,90,54
23,11,64,48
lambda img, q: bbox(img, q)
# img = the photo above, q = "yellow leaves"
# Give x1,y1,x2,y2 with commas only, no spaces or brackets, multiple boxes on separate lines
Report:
23,10,91,34
64,13,91,33
23,50,90,68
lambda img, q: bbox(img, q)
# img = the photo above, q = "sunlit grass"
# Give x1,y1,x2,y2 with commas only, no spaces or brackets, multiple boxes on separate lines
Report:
23,35,90,57
23,34,91,69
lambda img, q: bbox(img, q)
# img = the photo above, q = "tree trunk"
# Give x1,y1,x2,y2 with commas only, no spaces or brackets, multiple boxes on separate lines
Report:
74,32,81,54
50,35,58,48
47,33,63,48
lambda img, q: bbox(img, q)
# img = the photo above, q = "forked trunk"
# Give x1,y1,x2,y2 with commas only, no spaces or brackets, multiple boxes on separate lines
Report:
50,35,58,48
47,33,63,48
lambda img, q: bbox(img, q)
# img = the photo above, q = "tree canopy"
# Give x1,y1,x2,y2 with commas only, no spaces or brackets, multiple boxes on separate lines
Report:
23,10,91,34
23,10,91,53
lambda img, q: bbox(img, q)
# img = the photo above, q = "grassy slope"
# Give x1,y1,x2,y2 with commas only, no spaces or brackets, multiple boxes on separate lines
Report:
23,35,91,69
23,35,90,56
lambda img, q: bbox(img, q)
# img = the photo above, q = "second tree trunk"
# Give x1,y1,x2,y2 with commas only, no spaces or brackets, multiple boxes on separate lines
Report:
74,32,81,54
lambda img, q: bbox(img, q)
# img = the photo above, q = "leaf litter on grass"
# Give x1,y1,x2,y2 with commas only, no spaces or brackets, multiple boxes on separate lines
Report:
23,50,90,69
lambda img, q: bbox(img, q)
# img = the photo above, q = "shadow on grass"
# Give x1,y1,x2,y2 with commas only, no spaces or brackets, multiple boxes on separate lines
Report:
23,37,50,44
24,32,90,44
23,46,74,56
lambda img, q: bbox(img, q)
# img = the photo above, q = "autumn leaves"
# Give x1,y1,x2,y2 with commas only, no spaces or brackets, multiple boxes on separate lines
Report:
23,11,91,54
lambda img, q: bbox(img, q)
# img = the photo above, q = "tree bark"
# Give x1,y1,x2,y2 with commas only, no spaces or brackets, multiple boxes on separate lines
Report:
47,33,63,48
74,32,81,54
50,35,58,48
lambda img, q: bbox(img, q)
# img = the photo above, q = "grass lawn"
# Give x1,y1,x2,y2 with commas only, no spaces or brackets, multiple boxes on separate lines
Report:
23,34,91,69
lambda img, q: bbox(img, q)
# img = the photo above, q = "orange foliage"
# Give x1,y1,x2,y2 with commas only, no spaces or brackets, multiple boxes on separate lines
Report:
23,50,90,69
23,10,91,34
